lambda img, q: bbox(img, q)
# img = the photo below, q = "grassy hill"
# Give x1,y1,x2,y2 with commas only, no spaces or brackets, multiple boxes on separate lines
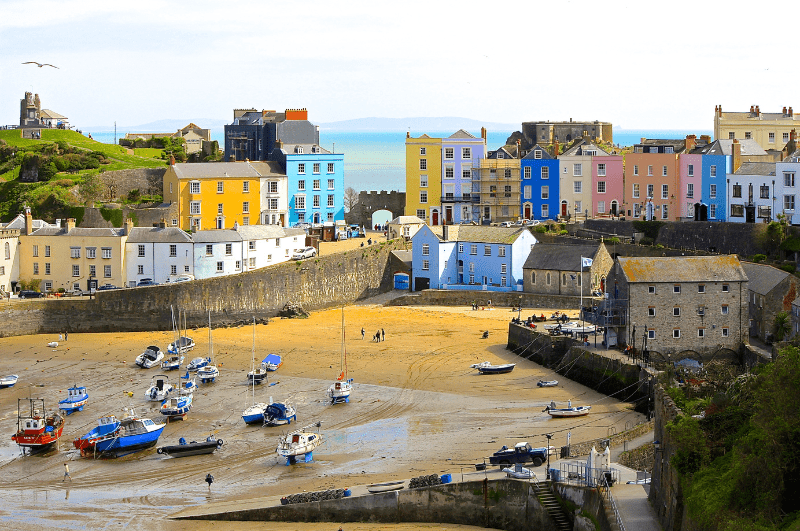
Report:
0,129,167,222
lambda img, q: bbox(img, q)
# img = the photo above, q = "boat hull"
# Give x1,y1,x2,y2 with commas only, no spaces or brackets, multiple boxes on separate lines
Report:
0,375,19,388
367,481,405,493
242,403,267,425
477,364,516,374
157,438,222,457
537,380,558,387
546,406,591,418
12,424,64,448
264,403,296,426
59,398,88,414
92,425,165,454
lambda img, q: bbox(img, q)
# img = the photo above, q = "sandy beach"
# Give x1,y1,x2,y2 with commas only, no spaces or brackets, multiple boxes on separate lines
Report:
0,297,644,530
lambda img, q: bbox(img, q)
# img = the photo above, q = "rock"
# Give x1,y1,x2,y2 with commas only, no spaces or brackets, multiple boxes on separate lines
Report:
279,302,309,319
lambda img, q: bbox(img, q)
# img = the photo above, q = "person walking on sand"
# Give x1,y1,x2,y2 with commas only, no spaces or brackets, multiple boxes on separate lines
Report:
361,327,365,340
375,330,380,342
381,328,385,341
63,462,71,481
65,331,68,341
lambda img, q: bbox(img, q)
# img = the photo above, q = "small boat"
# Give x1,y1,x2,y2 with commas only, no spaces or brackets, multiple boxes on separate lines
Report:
167,336,195,356
161,355,184,371
248,363,269,384
0,374,19,388
136,346,164,369
179,373,198,394
157,436,223,458
327,308,353,404
264,401,297,427
560,322,597,335
47,341,58,348
503,463,536,479
187,357,210,371
277,422,322,464
197,365,219,383
262,354,282,371
367,480,405,493
544,400,591,418
242,402,269,425
12,398,65,450
160,393,192,419
472,362,516,374
537,380,559,387
59,385,89,414
144,374,174,401
543,322,575,331
73,408,166,456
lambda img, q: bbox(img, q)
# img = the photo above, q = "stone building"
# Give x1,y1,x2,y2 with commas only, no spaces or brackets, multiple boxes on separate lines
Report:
604,255,748,358
714,104,799,152
518,120,613,149
522,242,612,297
740,261,800,343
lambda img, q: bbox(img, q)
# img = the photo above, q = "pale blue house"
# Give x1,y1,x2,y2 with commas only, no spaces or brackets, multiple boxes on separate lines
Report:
411,225,537,292
277,144,345,226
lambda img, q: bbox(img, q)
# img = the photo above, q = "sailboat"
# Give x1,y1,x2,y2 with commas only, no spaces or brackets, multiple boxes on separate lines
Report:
162,307,184,371
277,422,322,465
326,308,353,404
243,317,269,424
197,311,219,384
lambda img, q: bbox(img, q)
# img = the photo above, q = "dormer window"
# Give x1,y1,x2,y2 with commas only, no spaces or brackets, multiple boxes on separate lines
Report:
295,146,303,154
497,152,504,159
534,150,542,159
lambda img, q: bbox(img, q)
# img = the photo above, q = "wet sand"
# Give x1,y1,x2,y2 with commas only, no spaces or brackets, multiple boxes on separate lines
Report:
0,300,643,530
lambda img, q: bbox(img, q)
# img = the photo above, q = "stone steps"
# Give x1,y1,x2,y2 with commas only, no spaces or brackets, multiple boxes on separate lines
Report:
535,480,572,531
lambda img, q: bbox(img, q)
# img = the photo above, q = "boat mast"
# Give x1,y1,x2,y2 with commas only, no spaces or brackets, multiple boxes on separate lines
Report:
208,310,213,361
252,316,256,403
341,307,346,379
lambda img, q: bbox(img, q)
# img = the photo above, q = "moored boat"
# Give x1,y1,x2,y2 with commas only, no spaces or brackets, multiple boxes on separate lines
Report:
367,480,405,493
160,393,192,419
543,400,591,418
161,355,184,371
471,361,516,374
264,401,296,426
144,374,174,401
187,357,210,371
167,336,195,355
262,354,282,371
157,436,222,457
12,398,65,450
73,408,166,456
503,464,536,479
277,422,322,464
327,308,353,404
0,374,19,388
537,380,559,387
242,402,268,425
59,385,89,414
136,346,164,369
197,365,219,383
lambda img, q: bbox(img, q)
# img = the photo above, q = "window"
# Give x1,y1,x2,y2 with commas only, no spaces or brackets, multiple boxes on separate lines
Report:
633,165,639,176
597,201,605,213
190,201,201,215
647,165,653,176
216,261,223,272
648,285,655,294
498,247,506,257
295,195,305,209
190,181,200,194
470,245,477,255
745,132,751,139
730,204,744,217
698,328,706,338
648,307,656,317
138,244,145,257
138,265,144,275
597,181,606,193
662,165,668,177
574,181,582,193
633,183,640,198
597,163,606,176
785,172,795,187
524,167,531,179
312,179,320,190
171,265,177,275
662,184,669,199
785,195,796,210
72,264,80,277
4,242,8,260
70,247,80,259
205,244,213,256
89,265,95,277
298,163,305,174
169,244,177,257
243,201,250,213
102,248,111,259
733,184,742,198
416,209,426,219
729,132,735,139
445,147,454,159
217,181,223,193
673,307,681,316
445,166,454,179
722,284,730,292
710,184,717,198
328,195,335,207
422,244,429,256
710,165,717,177
462,147,471,159
458,244,464,253
661,205,669,219
45,262,50,275
531,271,536,283
542,204,549,217
469,274,475,284
769,132,775,143
541,186,549,199
647,184,654,198
760,185,770,199
419,159,427,171
33,263,38,275
721,304,729,315
32,245,38,257
524,186,531,199
267,198,278,210
784,132,790,142
313,163,320,174
687,183,694,199
422,260,429,271
462,168,471,180
249,241,256,251
673,329,681,338
419,175,428,188
648,329,655,339
328,179,335,189
541,167,549,179
420,191,427,204
573,163,582,176
469,263,475,273
722,328,729,337
687,164,694,177
419,147,427,155
225,243,232,256
243,181,249,193
104,265,111,278
504,168,512,179
698,284,706,294
269,181,278,193
500,263,507,274
484,245,491,256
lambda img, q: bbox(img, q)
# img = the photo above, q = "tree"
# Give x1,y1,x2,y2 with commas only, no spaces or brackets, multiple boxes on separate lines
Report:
344,187,360,212
78,173,103,205
774,311,791,342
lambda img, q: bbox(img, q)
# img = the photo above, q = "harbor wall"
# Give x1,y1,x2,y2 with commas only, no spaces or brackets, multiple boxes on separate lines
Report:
177,479,606,531
0,240,405,337
387,289,582,310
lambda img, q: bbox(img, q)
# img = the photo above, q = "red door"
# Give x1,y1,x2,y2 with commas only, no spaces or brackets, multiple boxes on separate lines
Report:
561,202,567,217
524,205,531,219
432,210,439,225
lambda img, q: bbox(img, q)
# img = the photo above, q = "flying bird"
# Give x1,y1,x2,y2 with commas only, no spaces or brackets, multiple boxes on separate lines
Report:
22,62,58,69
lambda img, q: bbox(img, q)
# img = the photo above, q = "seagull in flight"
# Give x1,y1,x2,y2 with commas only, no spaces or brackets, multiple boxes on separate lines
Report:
22,61,58,69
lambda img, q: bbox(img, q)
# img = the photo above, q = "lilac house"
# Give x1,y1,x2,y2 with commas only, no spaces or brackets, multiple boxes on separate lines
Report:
411,225,537,292
441,129,487,224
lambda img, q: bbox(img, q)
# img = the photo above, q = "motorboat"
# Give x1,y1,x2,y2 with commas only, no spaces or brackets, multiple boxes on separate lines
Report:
537,380,559,387
157,436,223,458
160,393,192,419
243,317,267,424
367,480,405,493
73,408,166,456
262,354,282,371
47,341,58,348
167,336,195,355
248,363,269,384
544,400,591,418
179,372,198,394
264,401,297,427
136,346,164,369
161,355,184,371
503,464,536,479
12,398,65,450
144,374,174,401
58,385,89,414
187,357,210,371
543,322,575,331
197,364,219,383
471,361,516,374
327,308,353,404
560,322,597,335
242,402,269,425
0,374,19,388
277,422,322,464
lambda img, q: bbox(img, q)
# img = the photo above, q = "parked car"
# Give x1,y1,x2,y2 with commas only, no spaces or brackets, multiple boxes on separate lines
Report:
96,284,121,291
18,290,45,299
66,288,87,297
292,247,317,260
166,274,195,284
499,221,514,228
136,278,158,287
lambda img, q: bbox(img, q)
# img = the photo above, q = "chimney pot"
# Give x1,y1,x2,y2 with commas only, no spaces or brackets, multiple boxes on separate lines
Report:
790,107,794,117
750,105,755,113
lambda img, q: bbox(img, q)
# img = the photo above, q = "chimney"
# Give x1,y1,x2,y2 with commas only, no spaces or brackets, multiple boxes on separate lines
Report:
756,105,761,117
750,105,755,114
276,139,283,150
124,217,134,235
718,104,722,116
24,207,33,236
158,218,167,229
685,134,697,152
700,135,711,144
784,106,788,115
442,225,449,240
732,139,742,173
516,139,521,158
553,139,559,156
406,131,410,138
481,127,487,140
792,129,797,141
790,107,794,117
169,154,176,165
66,218,76,232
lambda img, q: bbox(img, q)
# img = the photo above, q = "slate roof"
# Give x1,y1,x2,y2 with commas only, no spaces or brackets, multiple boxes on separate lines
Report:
249,161,284,177
719,111,798,121
171,162,264,179
733,162,776,176
522,145,555,160
192,229,242,243
388,216,425,225
448,129,477,139
429,225,530,244
488,146,517,159
2,213,56,230
235,224,288,240
282,228,307,238
703,139,767,156
28,227,126,237
617,255,747,283
523,244,600,271
126,227,192,243
561,140,610,156
740,262,790,296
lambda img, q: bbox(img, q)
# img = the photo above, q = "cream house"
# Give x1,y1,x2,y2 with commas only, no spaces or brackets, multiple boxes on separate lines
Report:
0,228,20,295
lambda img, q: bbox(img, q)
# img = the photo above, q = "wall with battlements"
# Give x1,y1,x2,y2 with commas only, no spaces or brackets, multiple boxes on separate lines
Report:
346,191,406,227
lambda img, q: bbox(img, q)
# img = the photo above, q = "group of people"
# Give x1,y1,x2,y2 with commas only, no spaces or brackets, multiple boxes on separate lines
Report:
470,300,492,311
361,327,385,342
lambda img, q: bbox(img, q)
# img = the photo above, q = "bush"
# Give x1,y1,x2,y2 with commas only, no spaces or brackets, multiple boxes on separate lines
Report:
558,229,568,235
534,225,547,233
752,254,767,263
607,237,621,244
779,263,796,274
640,237,654,246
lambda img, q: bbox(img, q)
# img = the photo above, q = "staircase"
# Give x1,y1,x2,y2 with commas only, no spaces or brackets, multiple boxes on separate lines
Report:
533,480,572,531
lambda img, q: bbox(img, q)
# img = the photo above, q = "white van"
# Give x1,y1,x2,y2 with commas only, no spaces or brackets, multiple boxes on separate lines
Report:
166,274,195,284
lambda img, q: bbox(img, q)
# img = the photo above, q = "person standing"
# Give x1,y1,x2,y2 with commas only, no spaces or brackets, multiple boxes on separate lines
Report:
361,328,365,340
381,328,385,341
65,331,68,341
63,462,71,481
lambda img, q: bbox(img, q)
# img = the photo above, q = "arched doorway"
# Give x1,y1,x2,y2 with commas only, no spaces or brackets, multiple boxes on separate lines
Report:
610,200,618,216
523,203,532,220
431,209,440,226
313,212,321,224
561,200,568,218
371,209,392,230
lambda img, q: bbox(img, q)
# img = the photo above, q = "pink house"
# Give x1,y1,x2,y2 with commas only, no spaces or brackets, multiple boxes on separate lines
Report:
592,155,623,217
679,153,703,219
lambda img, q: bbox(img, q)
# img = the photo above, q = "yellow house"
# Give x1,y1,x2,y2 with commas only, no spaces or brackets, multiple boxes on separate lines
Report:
714,104,800,151
163,162,262,231
18,214,131,292
404,134,442,224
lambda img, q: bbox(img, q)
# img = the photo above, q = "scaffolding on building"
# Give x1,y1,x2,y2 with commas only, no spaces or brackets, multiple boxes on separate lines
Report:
471,158,521,223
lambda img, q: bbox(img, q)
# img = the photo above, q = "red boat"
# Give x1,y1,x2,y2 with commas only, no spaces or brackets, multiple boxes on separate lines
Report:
12,398,65,450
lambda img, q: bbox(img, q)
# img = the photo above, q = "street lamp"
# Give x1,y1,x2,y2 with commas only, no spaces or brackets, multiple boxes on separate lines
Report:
545,433,553,479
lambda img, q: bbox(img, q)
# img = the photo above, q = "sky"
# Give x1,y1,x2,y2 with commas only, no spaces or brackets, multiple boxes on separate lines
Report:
1,0,794,131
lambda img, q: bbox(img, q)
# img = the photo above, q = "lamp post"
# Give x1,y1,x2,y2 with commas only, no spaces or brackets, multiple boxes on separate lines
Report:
545,433,553,479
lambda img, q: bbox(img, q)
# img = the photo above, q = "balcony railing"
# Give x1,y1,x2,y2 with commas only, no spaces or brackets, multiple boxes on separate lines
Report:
582,299,628,327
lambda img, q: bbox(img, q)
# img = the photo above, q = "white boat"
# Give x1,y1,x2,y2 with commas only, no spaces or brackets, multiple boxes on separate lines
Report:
503,464,536,479
560,322,597,335
145,374,174,401
264,400,297,426
367,480,405,493
187,357,210,371
242,402,268,425
471,361,516,374
168,336,195,355
0,374,19,388
160,393,192,419
543,321,575,331
136,346,164,369
161,355,184,371
326,308,353,404
179,371,198,394
544,400,591,418
197,311,219,383
242,317,268,424
277,422,322,465
47,341,58,348
537,380,559,387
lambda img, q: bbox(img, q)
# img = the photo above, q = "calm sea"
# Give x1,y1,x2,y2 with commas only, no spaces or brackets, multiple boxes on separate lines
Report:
86,129,711,193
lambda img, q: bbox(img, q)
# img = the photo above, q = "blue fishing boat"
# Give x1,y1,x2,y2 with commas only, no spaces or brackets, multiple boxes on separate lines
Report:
262,354,282,371
187,357,210,371
73,408,166,456
161,355,184,371
160,393,192,419
58,385,88,415
242,403,268,424
264,401,296,426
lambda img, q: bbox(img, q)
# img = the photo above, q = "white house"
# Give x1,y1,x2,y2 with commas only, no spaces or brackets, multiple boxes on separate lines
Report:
387,215,426,241
411,225,537,292
255,161,289,226
0,228,20,294
124,226,194,286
